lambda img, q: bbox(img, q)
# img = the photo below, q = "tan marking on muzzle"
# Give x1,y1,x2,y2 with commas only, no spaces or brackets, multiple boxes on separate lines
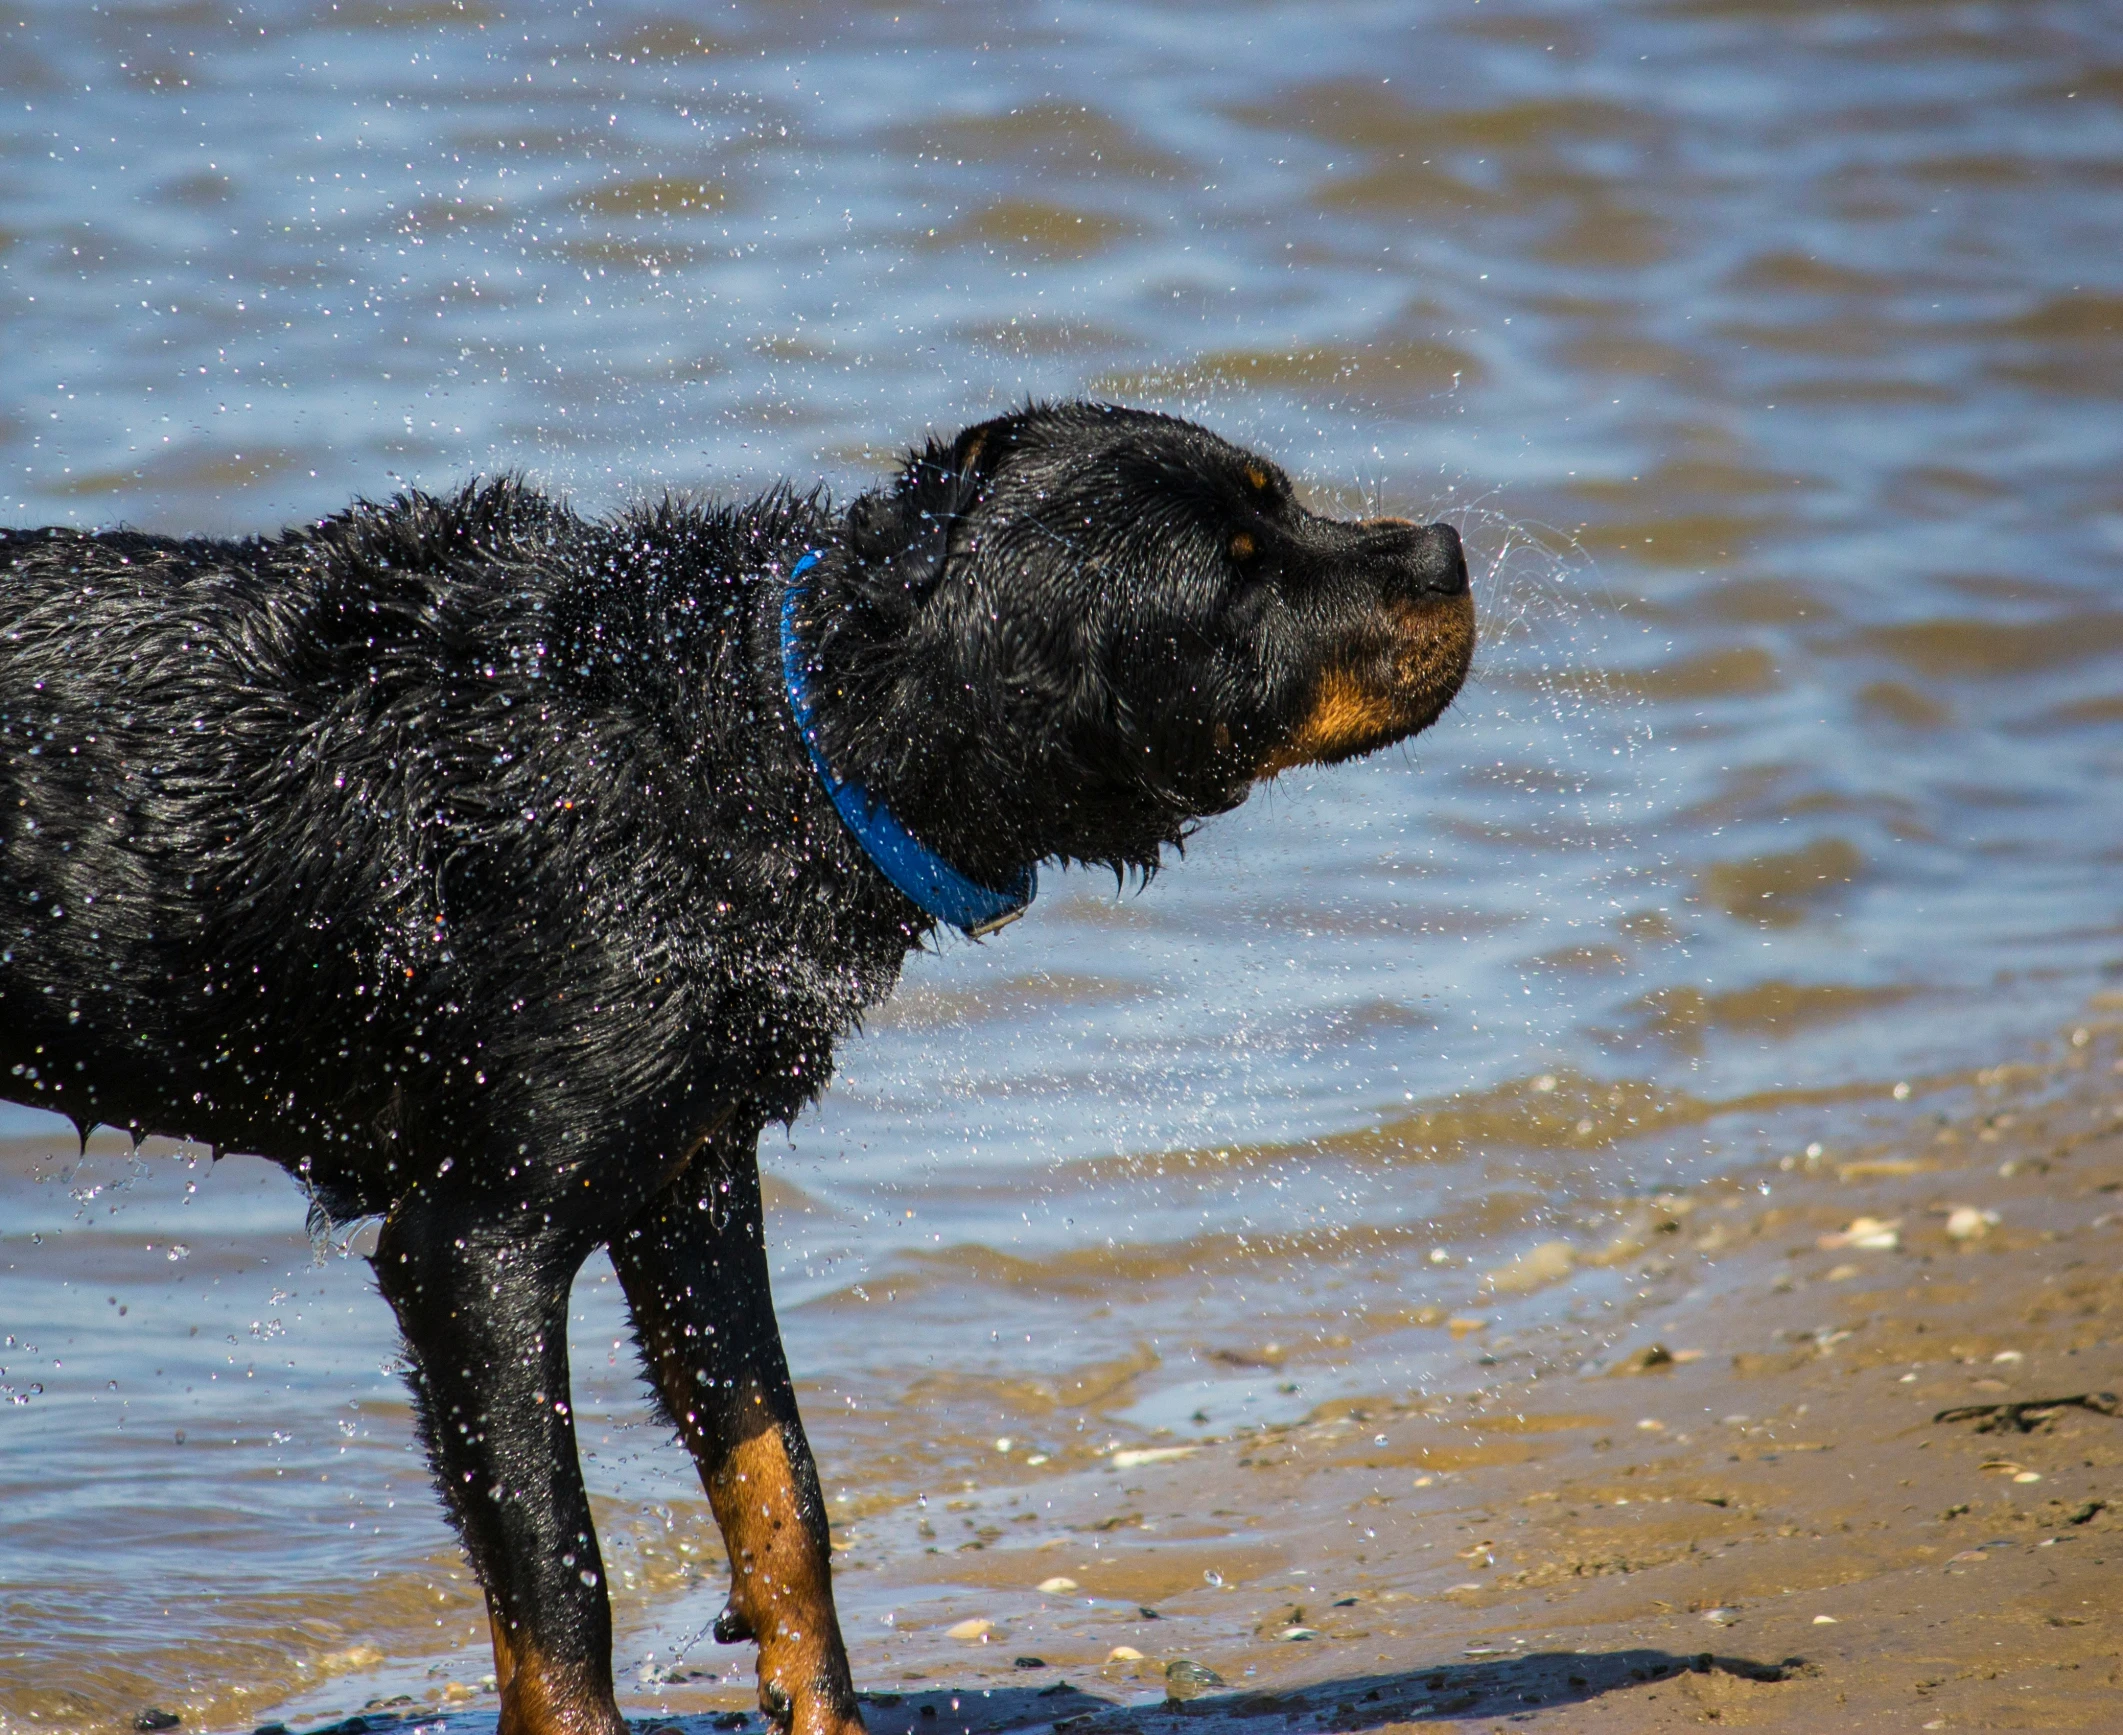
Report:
1257,588,1475,777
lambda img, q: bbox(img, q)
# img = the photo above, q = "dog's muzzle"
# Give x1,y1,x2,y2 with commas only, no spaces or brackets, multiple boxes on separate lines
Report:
1255,519,1475,777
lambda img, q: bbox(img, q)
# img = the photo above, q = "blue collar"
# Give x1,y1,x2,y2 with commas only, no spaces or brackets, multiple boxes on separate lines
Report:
779,551,1036,938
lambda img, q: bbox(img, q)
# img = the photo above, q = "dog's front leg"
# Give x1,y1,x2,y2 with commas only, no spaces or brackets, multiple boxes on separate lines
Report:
613,1140,863,1735
375,1179,625,1735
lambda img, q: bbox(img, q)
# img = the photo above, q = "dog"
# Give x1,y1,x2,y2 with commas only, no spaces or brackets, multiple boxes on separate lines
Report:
0,403,1472,1735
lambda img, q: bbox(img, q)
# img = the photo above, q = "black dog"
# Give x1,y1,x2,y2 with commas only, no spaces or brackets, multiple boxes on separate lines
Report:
0,404,1471,1735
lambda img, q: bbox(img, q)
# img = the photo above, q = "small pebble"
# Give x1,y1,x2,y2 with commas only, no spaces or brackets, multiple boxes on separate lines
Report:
1819,1216,1900,1252
1946,1205,1998,1241
1037,1576,1079,1594
1107,1647,1144,1662
1701,1609,1739,1626
1165,1660,1225,1702
1812,1615,1838,1625
134,1715,181,1734
1012,1657,1047,1670
946,1618,995,1641
1111,1445,1196,1469
1279,1626,1320,1642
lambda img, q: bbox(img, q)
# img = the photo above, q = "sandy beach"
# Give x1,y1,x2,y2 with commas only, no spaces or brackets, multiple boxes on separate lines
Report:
565,1008,2123,1735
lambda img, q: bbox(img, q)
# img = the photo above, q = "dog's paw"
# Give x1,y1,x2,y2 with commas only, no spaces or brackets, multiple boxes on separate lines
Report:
757,1675,865,1735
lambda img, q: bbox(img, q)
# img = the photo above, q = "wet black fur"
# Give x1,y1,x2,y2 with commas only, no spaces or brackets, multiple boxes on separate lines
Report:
0,404,1463,1211
0,402,1468,1720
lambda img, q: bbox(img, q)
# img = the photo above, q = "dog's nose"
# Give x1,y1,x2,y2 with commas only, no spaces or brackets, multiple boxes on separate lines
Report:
1368,518,1467,599
1416,522,1469,596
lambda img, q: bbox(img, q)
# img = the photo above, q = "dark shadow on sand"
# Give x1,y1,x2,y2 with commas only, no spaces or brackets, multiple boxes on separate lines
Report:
252,1649,1801,1735
829,1650,1797,1732
846,1651,1799,1733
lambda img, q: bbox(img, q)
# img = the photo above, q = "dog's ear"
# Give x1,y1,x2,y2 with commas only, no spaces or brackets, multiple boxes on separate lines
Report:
843,418,1011,611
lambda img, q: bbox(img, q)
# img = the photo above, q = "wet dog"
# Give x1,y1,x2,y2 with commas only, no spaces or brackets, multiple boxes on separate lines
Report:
0,404,1472,1735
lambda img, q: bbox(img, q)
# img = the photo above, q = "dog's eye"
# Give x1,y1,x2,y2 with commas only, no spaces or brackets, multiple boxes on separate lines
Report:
1229,531,1256,561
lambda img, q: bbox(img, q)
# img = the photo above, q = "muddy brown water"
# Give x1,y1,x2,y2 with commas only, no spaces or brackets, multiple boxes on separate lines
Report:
2,0,2121,1729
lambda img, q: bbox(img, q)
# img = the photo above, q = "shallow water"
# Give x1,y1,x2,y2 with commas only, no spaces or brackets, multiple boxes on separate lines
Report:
2,0,2121,1726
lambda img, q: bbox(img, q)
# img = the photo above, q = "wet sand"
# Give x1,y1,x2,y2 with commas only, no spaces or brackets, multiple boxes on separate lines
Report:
563,1012,2121,1735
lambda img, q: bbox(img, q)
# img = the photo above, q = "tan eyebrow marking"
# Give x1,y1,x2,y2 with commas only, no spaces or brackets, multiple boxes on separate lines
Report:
1244,464,1271,493
1230,531,1256,560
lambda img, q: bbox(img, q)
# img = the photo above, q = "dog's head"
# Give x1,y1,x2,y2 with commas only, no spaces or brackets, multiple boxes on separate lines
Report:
806,402,1473,883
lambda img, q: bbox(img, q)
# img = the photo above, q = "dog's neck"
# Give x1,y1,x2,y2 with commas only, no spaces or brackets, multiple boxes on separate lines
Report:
779,553,1035,938
774,557,1188,905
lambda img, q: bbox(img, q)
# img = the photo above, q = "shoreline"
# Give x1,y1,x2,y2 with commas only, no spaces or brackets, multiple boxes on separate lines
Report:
9,1003,2122,1734
621,1006,2123,1734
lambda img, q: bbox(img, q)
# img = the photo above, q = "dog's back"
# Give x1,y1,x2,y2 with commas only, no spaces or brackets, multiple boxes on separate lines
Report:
0,482,896,1210
0,520,326,1150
